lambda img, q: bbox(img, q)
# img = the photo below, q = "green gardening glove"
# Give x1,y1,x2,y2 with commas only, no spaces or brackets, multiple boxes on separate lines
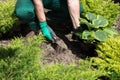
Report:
47,25,57,37
80,3,83,13
39,21,53,40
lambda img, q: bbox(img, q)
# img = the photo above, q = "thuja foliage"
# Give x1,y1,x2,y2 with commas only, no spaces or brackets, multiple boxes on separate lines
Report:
39,60,107,80
0,35,45,80
0,0,18,37
0,35,108,80
91,35,120,80
81,0,120,27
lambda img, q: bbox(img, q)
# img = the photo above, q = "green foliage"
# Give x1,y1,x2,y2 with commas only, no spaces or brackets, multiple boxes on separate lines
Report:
0,0,18,37
81,0,120,27
0,35,108,80
76,12,118,41
91,35,120,80
39,60,107,80
0,35,45,80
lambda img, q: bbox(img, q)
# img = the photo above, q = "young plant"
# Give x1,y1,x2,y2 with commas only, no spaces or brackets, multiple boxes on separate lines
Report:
80,0,120,27
75,12,118,42
0,35,45,80
0,0,18,38
91,35,120,79
0,35,108,80
39,60,108,80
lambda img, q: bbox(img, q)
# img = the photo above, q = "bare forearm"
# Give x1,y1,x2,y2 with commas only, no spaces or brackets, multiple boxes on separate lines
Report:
67,0,80,28
33,0,46,22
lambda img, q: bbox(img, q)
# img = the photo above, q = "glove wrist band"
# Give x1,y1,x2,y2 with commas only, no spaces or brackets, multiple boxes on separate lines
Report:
39,21,47,28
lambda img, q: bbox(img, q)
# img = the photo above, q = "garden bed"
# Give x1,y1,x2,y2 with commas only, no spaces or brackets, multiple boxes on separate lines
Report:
0,0,120,79
1,15,120,65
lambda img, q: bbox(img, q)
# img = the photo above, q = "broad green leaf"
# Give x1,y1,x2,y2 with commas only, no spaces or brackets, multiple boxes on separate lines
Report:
80,18,94,30
92,30,107,41
95,15,108,27
75,29,83,39
97,15,106,21
82,30,93,40
75,32,82,39
92,18,108,28
86,12,97,21
103,27,118,36
80,18,89,24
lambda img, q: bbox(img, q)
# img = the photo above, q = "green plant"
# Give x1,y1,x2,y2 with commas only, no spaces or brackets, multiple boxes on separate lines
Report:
91,35,120,80
0,0,18,37
75,12,118,41
39,60,108,80
81,0,120,27
0,35,108,80
0,35,45,80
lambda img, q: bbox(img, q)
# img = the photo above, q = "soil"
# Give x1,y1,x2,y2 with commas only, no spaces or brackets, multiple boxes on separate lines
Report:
41,14,120,65
1,15,120,65
41,13,120,65
0,21,98,65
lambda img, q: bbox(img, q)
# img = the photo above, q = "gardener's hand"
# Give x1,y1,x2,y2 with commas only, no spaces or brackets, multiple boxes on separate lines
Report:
72,26,83,41
74,26,83,33
39,21,53,40
47,25,57,39
39,21,57,41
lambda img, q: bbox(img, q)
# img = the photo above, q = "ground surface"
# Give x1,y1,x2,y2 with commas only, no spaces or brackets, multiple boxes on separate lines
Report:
37,15,120,65
0,0,120,64
1,16,120,65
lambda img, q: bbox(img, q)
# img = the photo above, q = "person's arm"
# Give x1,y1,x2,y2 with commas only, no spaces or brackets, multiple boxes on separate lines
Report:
33,0,53,40
67,0,80,29
33,0,46,22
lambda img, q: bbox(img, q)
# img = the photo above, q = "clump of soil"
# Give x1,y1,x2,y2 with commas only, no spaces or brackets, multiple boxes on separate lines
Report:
39,21,97,65
40,33,83,65
40,42,79,65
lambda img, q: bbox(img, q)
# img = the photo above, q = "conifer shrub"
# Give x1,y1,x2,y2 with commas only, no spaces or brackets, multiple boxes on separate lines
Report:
0,35,108,80
39,60,107,80
91,35,120,80
0,0,18,38
0,35,45,80
81,0,120,27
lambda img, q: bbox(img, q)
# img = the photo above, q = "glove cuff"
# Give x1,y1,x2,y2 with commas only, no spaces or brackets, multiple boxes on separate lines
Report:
39,21,47,28
74,26,83,32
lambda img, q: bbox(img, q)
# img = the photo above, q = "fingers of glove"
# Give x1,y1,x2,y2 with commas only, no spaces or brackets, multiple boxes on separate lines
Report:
47,25,57,37
39,21,53,40
41,27,53,40
74,26,83,33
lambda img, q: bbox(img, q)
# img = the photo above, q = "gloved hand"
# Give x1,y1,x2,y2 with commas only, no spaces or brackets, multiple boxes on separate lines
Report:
72,26,83,41
39,21,57,40
80,3,83,13
39,21,52,40
47,25,57,38
74,26,83,33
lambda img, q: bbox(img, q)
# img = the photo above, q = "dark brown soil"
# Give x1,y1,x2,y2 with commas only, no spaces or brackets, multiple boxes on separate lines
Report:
0,21,97,65
1,15,120,65
40,14,120,65
1,14,120,65
40,33,83,65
